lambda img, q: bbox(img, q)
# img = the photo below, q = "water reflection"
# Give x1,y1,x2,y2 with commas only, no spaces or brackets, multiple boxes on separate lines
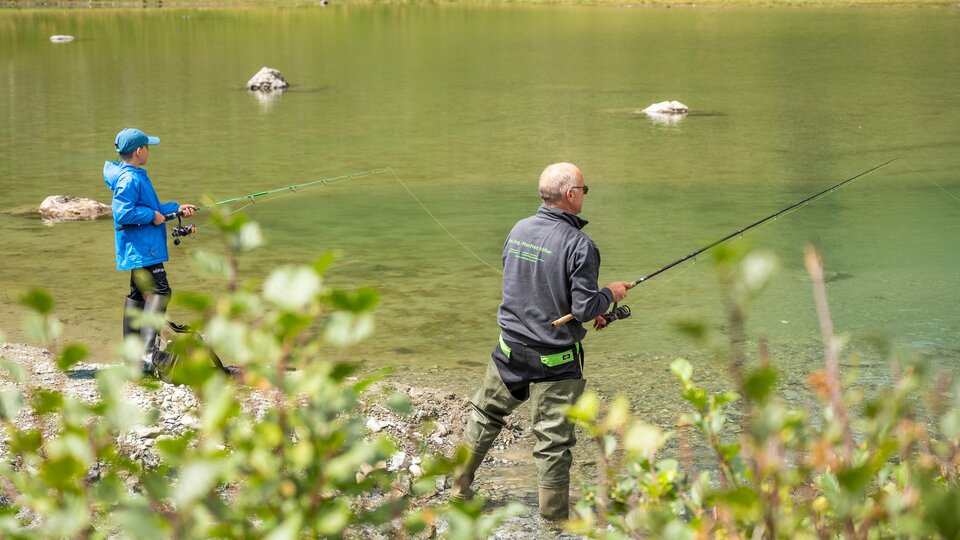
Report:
248,88,284,113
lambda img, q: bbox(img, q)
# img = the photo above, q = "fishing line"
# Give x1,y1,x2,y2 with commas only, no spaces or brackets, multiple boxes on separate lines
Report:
387,167,503,277
900,159,960,204
187,168,391,230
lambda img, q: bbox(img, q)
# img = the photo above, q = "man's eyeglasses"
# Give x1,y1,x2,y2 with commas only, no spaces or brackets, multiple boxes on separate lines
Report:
569,185,589,195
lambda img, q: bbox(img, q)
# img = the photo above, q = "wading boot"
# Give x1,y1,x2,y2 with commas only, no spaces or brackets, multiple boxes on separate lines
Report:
449,447,485,502
140,295,169,376
538,485,570,521
122,298,145,340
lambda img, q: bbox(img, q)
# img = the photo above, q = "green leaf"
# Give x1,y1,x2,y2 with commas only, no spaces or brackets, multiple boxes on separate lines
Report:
55,344,87,371
836,464,873,495
0,357,26,384
312,251,337,275
230,221,263,252
32,389,64,414
624,422,665,457
23,312,63,342
567,392,601,424
191,249,232,279
264,265,322,310
739,251,778,294
705,486,759,514
0,389,24,418
324,312,375,348
941,410,960,439
173,291,212,312
10,428,42,454
173,461,221,506
744,366,778,402
18,288,54,314
670,358,693,383
387,392,413,415
327,288,380,314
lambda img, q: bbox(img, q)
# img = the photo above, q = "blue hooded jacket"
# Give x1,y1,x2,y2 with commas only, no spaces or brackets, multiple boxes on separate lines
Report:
103,161,179,271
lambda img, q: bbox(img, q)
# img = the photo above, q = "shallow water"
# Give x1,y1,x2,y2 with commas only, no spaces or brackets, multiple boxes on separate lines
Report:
1,6,958,408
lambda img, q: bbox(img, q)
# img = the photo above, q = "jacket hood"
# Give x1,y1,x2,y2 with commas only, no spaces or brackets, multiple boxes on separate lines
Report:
103,160,138,190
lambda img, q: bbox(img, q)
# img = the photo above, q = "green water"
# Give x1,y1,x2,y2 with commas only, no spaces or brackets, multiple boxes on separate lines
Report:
1,6,958,409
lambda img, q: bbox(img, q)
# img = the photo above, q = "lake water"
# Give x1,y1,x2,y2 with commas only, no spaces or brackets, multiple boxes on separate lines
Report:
1,6,958,416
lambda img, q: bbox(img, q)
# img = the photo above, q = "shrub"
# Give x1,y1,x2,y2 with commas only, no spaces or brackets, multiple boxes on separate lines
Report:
0,208,518,539
567,243,960,539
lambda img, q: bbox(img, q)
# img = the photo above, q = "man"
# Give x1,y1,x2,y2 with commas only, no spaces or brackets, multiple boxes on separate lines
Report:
104,128,195,376
452,162,633,520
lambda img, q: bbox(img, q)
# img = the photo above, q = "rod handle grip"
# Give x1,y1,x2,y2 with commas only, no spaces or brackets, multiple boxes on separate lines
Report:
551,313,575,327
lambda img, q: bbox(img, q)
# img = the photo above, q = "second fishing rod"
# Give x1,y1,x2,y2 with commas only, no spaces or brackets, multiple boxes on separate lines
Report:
116,167,391,243
551,158,899,327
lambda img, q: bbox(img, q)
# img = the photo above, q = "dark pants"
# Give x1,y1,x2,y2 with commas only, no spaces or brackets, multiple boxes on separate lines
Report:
128,263,172,301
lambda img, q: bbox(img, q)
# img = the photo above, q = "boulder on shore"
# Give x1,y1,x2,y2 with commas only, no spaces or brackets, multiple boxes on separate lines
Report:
39,195,111,222
246,67,289,91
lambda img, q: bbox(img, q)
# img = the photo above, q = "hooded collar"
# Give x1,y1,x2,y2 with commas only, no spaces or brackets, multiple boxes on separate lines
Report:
536,203,589,230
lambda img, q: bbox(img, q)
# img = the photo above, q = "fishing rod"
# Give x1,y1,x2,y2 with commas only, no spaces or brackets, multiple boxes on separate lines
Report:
551,158,899,327
116,167,390,243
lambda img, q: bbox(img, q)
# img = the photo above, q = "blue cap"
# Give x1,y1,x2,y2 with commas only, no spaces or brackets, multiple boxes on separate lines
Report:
114,128,160,154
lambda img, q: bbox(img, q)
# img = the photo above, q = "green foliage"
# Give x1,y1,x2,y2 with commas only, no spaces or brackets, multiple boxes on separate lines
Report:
568,245,960,539
0,208,516,538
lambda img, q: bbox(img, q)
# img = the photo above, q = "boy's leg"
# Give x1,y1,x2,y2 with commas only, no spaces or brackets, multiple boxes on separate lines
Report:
131,265,172,374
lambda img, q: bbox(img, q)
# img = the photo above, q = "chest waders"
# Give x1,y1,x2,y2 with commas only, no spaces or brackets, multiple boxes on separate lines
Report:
452,338,586,520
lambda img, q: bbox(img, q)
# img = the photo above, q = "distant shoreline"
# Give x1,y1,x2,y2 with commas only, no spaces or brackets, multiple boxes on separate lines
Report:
2,0,958,8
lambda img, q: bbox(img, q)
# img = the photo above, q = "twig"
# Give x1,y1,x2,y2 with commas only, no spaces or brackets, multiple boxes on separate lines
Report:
803,246,854,463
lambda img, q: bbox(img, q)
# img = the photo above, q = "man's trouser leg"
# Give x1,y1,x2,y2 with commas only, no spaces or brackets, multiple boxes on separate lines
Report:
451,361,524,501
531,377,586,521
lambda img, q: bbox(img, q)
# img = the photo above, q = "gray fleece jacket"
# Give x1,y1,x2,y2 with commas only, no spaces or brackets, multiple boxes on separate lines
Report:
497,204,614,348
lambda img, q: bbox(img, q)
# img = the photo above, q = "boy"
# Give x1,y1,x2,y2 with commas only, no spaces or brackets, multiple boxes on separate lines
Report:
104,128,195,375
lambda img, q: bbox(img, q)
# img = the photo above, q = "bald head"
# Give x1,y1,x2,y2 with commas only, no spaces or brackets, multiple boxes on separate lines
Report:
539,163,582,204
539,162,587,215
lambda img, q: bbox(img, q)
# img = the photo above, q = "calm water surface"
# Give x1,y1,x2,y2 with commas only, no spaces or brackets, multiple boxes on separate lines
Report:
1,6,958,412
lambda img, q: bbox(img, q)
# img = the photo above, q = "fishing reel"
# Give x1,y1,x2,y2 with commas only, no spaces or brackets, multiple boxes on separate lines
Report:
601,303,631,326
170,215,196,245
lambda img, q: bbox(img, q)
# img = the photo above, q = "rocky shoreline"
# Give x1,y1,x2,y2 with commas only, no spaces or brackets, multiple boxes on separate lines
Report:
0,342,584,539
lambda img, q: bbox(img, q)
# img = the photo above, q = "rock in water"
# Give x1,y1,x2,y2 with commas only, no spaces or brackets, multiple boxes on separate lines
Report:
39,195,111,222
246,67,289,91
642,100,689,115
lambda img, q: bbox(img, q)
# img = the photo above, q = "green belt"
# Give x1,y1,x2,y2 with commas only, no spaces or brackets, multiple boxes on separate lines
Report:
499,335,580,367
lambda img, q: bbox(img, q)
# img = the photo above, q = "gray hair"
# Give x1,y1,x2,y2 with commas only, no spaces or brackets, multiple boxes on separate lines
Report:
538,163,581,204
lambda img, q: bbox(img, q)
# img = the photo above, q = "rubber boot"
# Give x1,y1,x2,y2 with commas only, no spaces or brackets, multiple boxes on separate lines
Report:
538,485,570,521
122,298,145,340
140,295,170,376
530,377,585,521
449,447,485,502
452,362,524,502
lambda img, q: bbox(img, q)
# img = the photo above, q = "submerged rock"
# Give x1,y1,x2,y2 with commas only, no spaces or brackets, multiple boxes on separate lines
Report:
246,67,289,91
39,195,111,222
